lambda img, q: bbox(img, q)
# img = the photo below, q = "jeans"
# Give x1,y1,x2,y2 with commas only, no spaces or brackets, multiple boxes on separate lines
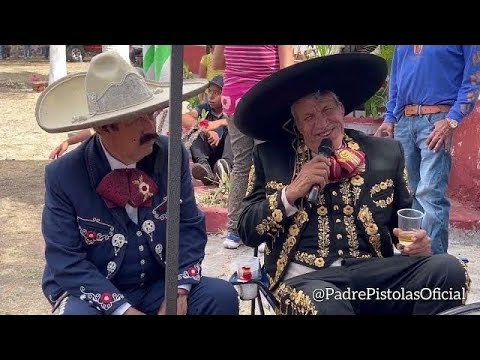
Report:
190,130,233,170
394,113,452,254
226,115,255,235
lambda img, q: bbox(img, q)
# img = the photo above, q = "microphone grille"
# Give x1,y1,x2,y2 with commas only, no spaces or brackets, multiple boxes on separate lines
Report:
318,138,333,156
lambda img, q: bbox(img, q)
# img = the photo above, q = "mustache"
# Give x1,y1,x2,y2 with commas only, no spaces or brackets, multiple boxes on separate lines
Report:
139,133,159,145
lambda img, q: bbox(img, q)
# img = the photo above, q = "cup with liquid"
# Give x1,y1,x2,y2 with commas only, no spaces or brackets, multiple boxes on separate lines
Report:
397,208,425,247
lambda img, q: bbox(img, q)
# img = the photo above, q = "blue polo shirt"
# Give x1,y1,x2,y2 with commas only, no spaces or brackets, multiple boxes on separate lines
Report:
384,45,480,124
194,103,225,138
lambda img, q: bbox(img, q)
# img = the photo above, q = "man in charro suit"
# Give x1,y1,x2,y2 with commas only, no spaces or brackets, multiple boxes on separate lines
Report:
234,53,470,315
36,51,239,315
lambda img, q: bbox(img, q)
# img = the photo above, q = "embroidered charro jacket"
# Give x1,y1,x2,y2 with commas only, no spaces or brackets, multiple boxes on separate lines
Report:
41,135,206,314
238,129,412,292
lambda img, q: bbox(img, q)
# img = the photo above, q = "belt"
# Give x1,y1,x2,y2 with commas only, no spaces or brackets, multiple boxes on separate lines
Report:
404,104,451,116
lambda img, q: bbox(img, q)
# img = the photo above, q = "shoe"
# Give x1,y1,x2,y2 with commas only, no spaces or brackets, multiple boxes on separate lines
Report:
257,242,266,253
191,161,214,185
223,232,241,249
213,159,230,182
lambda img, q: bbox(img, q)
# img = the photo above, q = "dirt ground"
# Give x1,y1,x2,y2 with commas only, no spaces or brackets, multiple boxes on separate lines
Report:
0,59,89,314
1,59,479,315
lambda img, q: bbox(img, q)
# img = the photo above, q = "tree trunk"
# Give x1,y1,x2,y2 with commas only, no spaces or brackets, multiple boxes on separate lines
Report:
48,45,67,85
102,45,130,62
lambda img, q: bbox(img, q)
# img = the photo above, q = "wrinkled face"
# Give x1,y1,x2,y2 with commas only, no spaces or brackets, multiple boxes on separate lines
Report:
292,91,345,152
207,83,222,111
97,112,158,164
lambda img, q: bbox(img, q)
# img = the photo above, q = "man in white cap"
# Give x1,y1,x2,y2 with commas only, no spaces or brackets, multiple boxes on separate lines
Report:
36,51,239,315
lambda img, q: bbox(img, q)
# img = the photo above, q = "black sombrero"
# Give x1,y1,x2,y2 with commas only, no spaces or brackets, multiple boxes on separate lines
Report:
234,53,388,143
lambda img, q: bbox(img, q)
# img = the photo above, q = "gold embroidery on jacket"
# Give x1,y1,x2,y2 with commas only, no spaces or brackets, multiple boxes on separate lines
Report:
459,258,471,305
266,181,285,192
255,192,284,237
358,205,382,257
317,194,330,258
273,209,309,289
340,180,359,256
269,138,311,290
370,179,394,197
294,251,325,268
265,242,271,255
344,215,359,257
373,194,394,208
370,179,394,208
277,283,318,315
245,165,255,196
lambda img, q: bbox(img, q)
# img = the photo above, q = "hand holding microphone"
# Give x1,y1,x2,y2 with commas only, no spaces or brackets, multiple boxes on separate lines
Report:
285,139,333,207
307,139,333,205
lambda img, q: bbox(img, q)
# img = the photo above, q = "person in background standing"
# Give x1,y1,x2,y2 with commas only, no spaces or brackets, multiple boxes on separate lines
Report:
213,45,294,249
374,45,480,254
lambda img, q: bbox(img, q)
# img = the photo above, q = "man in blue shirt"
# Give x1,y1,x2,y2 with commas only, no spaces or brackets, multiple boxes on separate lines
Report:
375,45,480,254
182,75,233,185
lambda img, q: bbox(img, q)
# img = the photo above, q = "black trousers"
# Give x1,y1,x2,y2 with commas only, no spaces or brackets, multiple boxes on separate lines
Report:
277,254,469,315
190,130,233,169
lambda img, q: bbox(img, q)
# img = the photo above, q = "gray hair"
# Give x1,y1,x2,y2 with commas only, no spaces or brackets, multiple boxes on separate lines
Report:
290,90,342,121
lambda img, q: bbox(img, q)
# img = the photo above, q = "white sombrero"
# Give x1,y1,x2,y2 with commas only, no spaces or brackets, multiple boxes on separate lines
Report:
36,51,208,133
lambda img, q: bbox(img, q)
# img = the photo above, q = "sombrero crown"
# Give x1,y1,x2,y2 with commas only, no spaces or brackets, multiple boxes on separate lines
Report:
36,51,208,133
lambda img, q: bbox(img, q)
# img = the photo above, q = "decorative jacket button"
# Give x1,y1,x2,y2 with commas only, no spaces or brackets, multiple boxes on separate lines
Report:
139,245,144,252
107,261,116,273
140,273,145,279
112,234,127,248
136,231,142,237
140,259,146,265
142,220,155,234
336,234,342,240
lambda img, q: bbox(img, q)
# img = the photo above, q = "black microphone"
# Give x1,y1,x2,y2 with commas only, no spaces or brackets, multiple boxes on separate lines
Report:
307,138,333,205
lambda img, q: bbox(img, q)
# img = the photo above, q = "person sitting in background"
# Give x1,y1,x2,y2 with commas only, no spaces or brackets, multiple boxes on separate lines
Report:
182,75,232,185
198,45,224,103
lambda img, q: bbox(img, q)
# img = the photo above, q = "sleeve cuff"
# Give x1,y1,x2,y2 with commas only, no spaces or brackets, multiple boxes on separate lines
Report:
383,116,397,123
178,284,192,293
446,111,463,123
113,302,132,315
281,187,299,217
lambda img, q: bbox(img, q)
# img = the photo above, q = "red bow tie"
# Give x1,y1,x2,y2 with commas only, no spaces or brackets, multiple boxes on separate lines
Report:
96,168,158,208
329,147,366,182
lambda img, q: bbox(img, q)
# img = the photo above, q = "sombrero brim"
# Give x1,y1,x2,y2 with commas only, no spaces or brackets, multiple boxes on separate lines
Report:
234,53,388,143
36,73,208,133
